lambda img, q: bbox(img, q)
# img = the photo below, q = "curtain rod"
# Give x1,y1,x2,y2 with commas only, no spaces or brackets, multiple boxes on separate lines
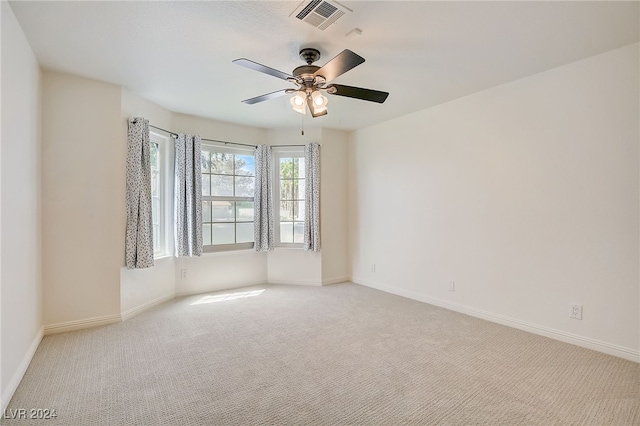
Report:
148,124,313,149
149,124,258,148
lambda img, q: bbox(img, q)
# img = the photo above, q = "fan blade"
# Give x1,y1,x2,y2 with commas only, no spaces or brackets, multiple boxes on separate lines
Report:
233,58,293,81
306,96,328,118
314,49,365,82
241,89,289,105
327,84,389,103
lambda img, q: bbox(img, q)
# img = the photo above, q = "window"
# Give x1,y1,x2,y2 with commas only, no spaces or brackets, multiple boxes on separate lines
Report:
273,150,306,246
149,132,168,257
201,145,255,251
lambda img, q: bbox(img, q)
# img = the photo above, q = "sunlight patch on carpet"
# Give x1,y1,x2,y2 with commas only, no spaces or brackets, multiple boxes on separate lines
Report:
190,289,266,305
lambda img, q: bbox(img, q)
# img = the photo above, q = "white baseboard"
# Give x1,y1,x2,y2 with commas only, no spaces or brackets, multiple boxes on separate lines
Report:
121,293,175,321
322,276,351,285
353,276,639,363
1,327,43,411
43,314,121,335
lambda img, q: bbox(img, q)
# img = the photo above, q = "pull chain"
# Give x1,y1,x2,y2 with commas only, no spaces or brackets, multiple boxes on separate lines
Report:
301,111,305,136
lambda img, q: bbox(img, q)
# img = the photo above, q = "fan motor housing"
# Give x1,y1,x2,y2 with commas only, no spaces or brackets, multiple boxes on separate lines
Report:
293,65,320,77
293,65,321,86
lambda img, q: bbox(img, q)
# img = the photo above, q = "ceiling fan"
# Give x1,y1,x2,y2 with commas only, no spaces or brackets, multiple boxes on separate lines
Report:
233,48,389,118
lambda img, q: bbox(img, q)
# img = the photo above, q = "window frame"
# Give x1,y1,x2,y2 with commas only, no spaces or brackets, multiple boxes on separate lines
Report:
201,143,256,253
149,131,169,258
272,148,306,248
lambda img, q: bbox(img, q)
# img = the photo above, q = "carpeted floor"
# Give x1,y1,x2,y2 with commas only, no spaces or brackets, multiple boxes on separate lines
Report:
3,283,639,425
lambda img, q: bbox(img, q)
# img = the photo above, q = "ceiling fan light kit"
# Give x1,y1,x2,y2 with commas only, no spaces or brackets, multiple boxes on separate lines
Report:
307,91,328,117
233,47,389,119
311,90,328,108
290,91,307,114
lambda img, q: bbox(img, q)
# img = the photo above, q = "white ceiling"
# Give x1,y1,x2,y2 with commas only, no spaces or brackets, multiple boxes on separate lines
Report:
9,1,640,131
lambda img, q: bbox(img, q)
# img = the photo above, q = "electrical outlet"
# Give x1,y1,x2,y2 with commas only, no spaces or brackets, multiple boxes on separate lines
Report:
180,269,188,279
448,281,455,292
370,264,376,273
570,304,582,320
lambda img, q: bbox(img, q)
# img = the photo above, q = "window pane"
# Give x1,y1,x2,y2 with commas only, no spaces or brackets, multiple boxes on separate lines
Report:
153,224,160,251
292,157,298,177
201,150,210,172
237,223,254,243
211,152,234,174
203,223,212,246
280,222,293,243
280,158,295,179
211,201,234,222
149,140,164,256
151,172,159,197
280,179,297,201
293,222,305,243
235,176,254,197
297,158,306,178
236,154,255,176
150,143,159,169
201,174,211,196
211,175,234,196
152,197,160,223
294,201,305,221
280,201,294,221
296,178,305,200
202,201,211,223
236,201,254,222
212,223,235,245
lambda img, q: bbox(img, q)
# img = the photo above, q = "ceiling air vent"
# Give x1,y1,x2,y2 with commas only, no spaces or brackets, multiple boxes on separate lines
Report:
291,0,351,31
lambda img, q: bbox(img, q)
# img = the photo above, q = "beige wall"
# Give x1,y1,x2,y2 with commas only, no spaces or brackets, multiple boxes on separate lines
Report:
41,71,123,326
319,128,349,284
349,44,640,361
175,251,268,296
174,112,268,145
1,2,43,408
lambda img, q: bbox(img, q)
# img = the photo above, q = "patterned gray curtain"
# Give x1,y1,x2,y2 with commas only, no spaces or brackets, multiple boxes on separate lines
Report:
304,143,321,251
175,133,203,257
125,117,154,269
254,145,274,251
